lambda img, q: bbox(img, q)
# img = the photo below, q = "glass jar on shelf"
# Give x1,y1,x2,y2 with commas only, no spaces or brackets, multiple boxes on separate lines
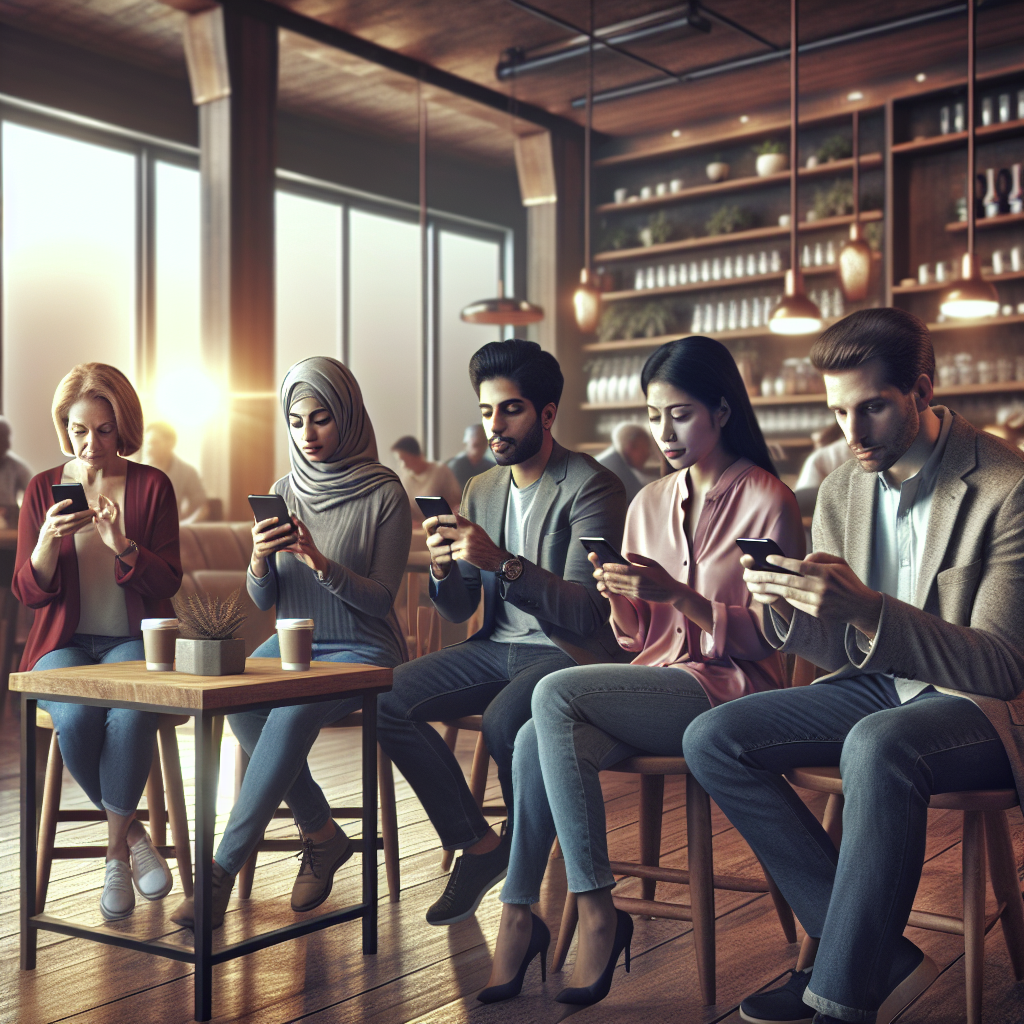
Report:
954,352,976,386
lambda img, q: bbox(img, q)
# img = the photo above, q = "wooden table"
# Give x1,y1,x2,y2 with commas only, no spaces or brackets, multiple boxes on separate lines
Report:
11,658,393,1022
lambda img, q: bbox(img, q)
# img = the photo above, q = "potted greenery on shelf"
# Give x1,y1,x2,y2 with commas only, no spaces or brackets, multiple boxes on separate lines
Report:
705,204,753,236
753,139,788,177
173,588,248,676
817,134,853,163
705,153,730,182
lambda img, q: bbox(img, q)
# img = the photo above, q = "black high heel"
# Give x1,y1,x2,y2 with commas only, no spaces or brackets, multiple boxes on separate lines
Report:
555,908,633,1006
478,912,550,1004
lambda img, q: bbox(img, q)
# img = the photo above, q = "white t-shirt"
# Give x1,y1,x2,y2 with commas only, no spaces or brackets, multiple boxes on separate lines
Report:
795,438,853,491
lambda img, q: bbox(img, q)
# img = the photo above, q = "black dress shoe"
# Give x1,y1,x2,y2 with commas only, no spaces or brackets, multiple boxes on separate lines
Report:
426,826,510,926
740,969,814,1024
555,908,633,1006
477,912,550,1003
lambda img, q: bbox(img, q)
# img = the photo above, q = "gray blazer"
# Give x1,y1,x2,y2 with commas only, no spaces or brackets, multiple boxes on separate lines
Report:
766,410,1024,809
429,440,630,665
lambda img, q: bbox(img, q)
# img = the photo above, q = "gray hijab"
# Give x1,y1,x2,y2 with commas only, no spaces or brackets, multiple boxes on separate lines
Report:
281,356,400,513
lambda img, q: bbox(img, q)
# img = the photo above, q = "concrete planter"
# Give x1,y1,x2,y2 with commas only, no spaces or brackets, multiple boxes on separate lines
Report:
756,152,788,177
175,637,246,676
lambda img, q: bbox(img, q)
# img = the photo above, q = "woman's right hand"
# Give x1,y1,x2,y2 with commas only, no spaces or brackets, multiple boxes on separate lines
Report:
250,515,297,575
39,499,96,546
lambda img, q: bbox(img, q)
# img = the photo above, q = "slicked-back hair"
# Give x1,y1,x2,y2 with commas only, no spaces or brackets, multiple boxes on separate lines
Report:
391,435,422,457
52,363,144,457
810,308,935,394
468,340,564,414
641,336,778,477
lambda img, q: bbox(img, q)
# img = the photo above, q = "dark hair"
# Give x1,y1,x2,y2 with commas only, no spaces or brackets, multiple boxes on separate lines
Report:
391,435,421,457
468,339,564,413
810,308,934,394
641,336,778,477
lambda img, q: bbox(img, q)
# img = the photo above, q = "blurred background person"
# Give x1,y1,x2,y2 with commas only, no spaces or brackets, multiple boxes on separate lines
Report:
595,422,654,505
0,415,32,525
391,435,462,522
447,424,494,491
793,420,853,518
141,421,210,523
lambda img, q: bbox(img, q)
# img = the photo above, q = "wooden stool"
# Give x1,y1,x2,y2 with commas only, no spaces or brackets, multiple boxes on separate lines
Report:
786,765,1024,1024
35,709,193,912
234,713,402,903
552,755,796,1006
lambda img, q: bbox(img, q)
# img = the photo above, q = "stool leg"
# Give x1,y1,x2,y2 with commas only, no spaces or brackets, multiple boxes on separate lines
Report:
377,746,401,903
798,792,845,970
145,745,167,846
235,745,257,899
962,809,986,1024
638,774,665,903
468,734,490,811
686,773,716,1006
552,891,579,973
158,720,193,898
35,732,63,914
760,858,797,944
983,810,1024,981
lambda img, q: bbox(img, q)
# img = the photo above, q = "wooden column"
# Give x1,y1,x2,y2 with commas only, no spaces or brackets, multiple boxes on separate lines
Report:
182,5,277,520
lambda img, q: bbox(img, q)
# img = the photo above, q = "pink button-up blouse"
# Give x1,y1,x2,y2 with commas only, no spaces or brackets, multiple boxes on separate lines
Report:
611,458,805,706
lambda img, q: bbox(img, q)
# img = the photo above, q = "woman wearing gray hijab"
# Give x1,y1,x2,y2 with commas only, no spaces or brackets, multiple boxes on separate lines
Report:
171,356,411,930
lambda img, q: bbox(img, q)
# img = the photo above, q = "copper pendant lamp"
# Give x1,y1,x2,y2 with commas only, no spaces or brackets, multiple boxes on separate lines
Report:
838,110,873,301
940,0,998,320
573,0,602,334
770,0,822,336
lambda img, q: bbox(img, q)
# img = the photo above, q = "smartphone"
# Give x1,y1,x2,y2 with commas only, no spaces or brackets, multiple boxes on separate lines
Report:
415,496,453,521
247,494,296,539
735,537,801,576
51,483,89,515
579,537,628,566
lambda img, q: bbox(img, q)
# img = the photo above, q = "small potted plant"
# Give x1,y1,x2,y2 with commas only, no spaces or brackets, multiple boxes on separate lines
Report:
173,588,248,676
753,139,788,177
705,152,730,182
817,134,853,164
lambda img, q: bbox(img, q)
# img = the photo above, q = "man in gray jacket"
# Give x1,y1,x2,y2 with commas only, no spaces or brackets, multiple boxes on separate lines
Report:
684,309,1024,1024
378,340,628,925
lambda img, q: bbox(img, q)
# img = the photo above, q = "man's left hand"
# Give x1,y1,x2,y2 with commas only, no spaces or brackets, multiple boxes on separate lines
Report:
435,514,510,573
743,551,883,639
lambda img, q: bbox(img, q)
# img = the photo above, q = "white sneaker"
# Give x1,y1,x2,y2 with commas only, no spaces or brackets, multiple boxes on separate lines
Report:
129,831,173,901
100,859,136,921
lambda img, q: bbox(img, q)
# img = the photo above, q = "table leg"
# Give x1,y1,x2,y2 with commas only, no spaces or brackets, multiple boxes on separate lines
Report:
361,693,378,955
193,710,217,1021
20,695,37,970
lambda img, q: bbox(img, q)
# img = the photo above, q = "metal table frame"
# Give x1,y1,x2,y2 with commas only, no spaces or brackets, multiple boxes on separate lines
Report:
19,674,389,1021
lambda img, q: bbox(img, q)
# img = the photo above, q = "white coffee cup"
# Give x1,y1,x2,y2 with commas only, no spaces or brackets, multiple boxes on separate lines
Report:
142,618,179,671
613,187,628,204
276,618,314,671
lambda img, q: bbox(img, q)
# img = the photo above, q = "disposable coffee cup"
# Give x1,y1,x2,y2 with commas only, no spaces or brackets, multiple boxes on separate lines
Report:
277,618,314,671
142,618,179,671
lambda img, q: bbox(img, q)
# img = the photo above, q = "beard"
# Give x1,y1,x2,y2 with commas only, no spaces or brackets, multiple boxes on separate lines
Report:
490,416,544,466
852,400,921,475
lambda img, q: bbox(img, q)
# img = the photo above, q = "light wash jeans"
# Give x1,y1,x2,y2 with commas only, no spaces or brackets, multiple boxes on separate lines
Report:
36,634,153,817
682,675,1015,1023
501,663,712,903
214,636,398,875
377,639,575,850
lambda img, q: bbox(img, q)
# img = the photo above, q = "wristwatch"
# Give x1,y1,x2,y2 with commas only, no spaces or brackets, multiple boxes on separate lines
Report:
115,540,138,562
496,556,524,582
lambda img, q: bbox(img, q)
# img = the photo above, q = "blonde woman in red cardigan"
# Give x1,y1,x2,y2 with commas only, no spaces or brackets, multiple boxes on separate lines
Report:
14,363,182,922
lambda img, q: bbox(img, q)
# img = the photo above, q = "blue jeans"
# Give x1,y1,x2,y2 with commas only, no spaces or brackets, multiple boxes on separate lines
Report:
377,639,575,849
215,637,398,875
502,663,712,903
35,634,154,817
682,675,1015,1023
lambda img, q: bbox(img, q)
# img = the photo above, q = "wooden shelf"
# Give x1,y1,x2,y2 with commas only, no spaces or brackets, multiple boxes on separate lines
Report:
928,313,1024,332
595,210,882,264
892,118,1024,156
603,271,786,302
946,212,1024,233
893,270,1024,294
932,380,1024,397
595,154,883,214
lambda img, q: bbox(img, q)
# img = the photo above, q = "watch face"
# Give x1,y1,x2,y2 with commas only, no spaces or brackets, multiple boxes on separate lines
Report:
502,557,524,581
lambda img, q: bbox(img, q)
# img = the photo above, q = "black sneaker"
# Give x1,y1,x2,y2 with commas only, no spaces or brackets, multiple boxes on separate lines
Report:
425,826,510,926
740,969,814,1024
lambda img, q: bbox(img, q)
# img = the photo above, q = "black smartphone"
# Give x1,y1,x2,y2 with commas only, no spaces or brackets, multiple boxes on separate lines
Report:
415,496,453,520
579,537,628,566
736,537,801,576
247,494,296,538
51,483,89,515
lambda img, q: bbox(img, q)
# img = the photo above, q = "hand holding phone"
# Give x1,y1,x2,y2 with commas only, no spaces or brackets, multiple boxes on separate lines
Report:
51,483,90,515
44,482,96,541
248,494,297,557
735,537,802,576
579,537,628,567
415,496,453,525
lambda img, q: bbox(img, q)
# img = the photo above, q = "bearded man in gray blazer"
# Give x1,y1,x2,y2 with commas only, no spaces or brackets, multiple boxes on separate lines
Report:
684,309,1024,1024
378,340,628,926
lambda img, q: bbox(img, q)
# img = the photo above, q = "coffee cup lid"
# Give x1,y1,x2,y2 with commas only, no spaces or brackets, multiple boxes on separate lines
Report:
142,618,178,629
277,618,314,629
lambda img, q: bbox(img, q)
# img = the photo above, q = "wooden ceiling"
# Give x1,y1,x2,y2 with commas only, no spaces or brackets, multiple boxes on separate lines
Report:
0,1,1021,164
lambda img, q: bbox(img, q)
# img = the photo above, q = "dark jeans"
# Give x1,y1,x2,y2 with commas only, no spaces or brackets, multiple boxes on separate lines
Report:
682,675,1015,1023
377,639,574,849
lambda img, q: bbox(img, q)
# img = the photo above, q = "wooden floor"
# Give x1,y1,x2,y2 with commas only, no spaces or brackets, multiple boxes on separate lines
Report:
1,695,1021,1024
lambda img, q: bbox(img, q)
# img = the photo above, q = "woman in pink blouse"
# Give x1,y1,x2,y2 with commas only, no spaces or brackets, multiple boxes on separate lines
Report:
480,337,804,1007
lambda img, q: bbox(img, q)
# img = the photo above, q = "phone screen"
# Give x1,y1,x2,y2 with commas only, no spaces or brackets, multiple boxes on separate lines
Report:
735,537,801,576
579,537,628,566
247,494,295,539
51,483,89,515
415,496,453,520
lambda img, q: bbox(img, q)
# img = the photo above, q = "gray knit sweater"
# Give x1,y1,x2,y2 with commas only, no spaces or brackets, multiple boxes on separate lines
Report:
247,475,412,666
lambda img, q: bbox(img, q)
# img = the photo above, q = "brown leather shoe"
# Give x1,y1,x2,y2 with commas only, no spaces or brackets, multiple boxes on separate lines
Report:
291,823,354,913
170,861,235,931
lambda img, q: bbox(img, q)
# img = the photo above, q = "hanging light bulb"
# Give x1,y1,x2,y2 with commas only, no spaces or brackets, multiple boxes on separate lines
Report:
770,0,821,336
838,110,872,302
574,268,602,333
574,0,601,334
461,279,544,326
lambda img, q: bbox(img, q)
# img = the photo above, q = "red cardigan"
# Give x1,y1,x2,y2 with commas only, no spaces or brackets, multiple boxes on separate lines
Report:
13,461,183,670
